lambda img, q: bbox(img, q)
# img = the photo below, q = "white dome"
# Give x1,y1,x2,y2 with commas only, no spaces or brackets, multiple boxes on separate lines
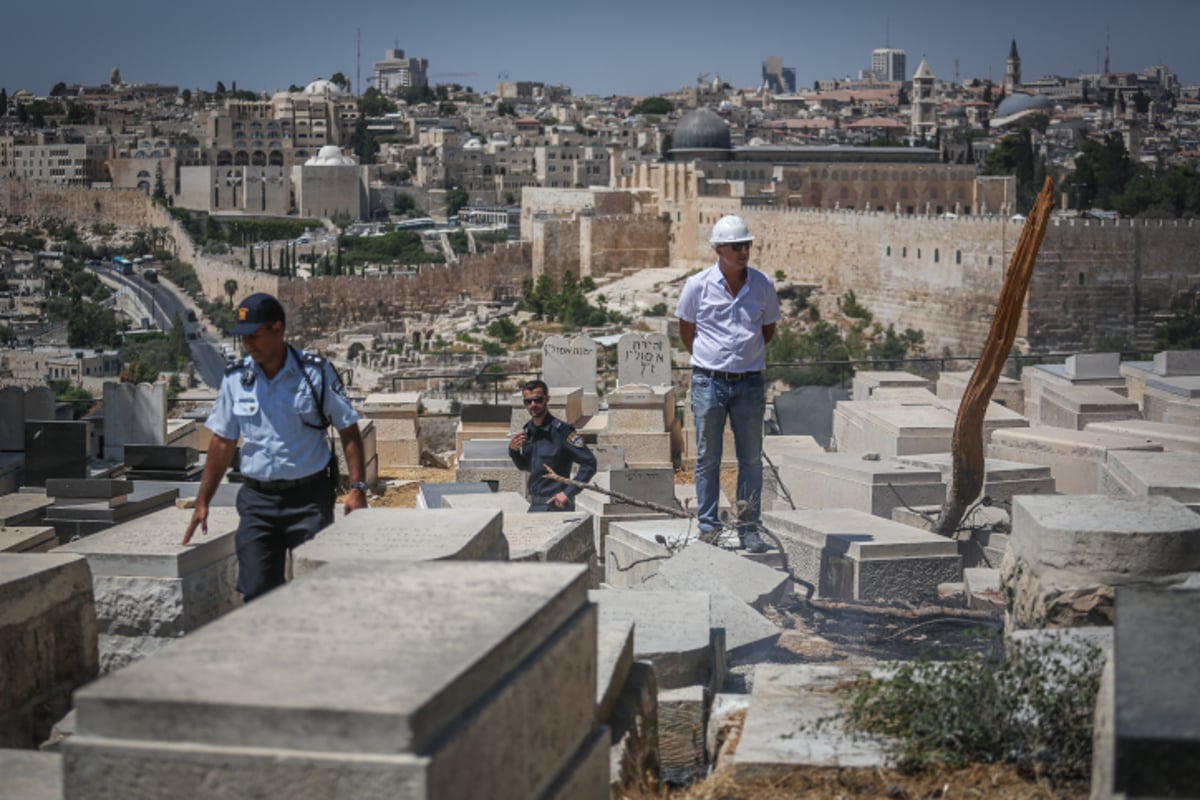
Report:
463,138,483,150
305,145,357,166
303,79,345,97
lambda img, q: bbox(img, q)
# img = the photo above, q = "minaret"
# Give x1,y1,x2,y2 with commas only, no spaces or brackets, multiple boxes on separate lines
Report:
911,56,936,140
1004,39,1021,93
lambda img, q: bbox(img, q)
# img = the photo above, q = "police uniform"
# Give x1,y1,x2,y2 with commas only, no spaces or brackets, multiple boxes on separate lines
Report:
206,345,359,599
509,414,597,512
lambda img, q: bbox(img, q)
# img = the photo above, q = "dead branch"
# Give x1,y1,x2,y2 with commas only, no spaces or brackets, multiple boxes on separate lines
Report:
541,465,690,518
804,598,1000,622
934,177,1055,537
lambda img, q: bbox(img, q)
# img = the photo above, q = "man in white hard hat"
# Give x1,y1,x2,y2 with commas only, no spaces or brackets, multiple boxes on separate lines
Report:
675,215,780,553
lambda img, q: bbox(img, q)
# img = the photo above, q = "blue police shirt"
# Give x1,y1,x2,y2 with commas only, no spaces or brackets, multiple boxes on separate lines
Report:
205,349,359,481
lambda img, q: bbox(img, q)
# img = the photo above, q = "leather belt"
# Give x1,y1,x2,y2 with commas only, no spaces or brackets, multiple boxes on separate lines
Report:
692,366,762,382
243,470,326,493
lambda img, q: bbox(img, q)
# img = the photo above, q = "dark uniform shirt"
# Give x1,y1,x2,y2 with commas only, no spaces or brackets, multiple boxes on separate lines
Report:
509,414,597,504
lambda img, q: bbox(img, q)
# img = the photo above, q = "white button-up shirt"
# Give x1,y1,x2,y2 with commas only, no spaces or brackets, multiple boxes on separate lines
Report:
676,263,781,372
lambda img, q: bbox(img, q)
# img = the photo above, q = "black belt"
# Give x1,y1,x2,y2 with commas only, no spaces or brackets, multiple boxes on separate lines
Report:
243,470,326,493
692,366,762,381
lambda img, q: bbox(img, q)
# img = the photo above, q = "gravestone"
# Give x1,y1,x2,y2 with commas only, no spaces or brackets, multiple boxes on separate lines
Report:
543,334,599,416
0,386,24,451
24,420,90,487
62,561,604,800
102,382,167,461
617,332,672,387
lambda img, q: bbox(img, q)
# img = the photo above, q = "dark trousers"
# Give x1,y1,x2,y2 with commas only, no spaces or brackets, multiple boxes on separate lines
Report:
527,500,575,513
234,477,335,601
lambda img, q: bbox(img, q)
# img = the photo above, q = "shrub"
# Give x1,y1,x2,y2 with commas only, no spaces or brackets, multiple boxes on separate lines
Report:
841,636,1104,780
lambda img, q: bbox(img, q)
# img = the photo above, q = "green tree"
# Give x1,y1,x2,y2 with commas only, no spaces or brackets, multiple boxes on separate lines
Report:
350,118,376,164
982,127,1039,210
632,96,672,115
358,87,396,117
168,312,189,367
330,72,350,92
438,100,458,117
180,88,191,106
0,88,7,117
392,192,419,215
224,279,238,307
446,187,470,217
50,81,68,97
1068,131,1135,211
153,162,167,201
215,81,227,96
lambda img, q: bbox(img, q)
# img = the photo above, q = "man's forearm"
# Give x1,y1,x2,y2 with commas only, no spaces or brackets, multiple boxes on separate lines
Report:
338,425,365,484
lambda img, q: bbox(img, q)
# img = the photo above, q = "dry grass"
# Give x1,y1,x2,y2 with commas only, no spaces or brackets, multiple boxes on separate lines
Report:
336,466,457,509
621,762,1087,800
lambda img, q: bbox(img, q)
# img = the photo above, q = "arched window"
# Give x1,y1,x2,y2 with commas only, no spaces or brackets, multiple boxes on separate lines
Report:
955,250,962,264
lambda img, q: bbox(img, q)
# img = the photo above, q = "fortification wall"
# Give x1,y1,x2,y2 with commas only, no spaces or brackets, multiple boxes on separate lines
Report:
277,243,532,337
0,180,160,230
582,214,670,280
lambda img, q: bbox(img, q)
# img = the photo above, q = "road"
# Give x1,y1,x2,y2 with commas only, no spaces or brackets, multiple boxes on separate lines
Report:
90,265,231,388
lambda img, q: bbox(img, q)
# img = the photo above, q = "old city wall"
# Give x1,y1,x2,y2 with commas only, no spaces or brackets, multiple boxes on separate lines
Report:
702,204,1200,356
0,180,161,231
277,242,532,338
580,215,671,281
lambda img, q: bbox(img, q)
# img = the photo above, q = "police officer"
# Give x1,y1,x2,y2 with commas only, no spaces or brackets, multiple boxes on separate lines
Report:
509,379,597,512
182,293,367,600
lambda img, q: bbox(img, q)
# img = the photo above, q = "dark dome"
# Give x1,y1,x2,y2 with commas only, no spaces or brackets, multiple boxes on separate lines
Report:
672,108,731,151
995,92,1055,119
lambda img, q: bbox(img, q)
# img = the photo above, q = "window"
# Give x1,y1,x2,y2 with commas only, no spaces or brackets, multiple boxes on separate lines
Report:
955,250,962,265
934,249,940,263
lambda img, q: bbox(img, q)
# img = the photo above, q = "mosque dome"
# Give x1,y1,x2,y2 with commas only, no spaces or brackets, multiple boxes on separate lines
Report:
994,92,1055,119
305,145,357,166
672,108,731,151
303,79,345,97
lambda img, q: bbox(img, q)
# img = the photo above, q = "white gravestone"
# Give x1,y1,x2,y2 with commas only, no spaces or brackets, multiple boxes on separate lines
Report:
617,332,672,388
102,382,167,462
543,335,599,416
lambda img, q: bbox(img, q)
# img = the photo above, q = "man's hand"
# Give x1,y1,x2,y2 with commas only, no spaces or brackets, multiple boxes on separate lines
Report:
182,503,208,545
344,489,367,515
509,432,527,452
548,491,571,509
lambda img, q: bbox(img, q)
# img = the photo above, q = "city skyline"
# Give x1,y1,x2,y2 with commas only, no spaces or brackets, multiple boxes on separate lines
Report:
2,0,1197,98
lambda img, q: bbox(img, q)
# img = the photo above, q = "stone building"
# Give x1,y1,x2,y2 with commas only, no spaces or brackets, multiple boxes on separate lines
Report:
372,48,429,95
13,142,109,186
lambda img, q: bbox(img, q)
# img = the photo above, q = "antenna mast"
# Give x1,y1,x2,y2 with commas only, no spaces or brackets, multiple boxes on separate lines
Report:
356,28,361,97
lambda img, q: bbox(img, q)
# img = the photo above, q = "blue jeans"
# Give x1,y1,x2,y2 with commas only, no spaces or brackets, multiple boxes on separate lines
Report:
691,371,765,534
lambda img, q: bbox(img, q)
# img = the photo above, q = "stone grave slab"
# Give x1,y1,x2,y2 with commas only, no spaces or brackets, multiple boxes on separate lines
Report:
102,381,167,461
733,663,892,781
0,493,54,526
577,468,681,558
1143,376,1200,427
1102,449,1200,511
0,386,26,451
43,485,179,544
936,369,1024,412
604,518,699,588
0,452,20,496
641,540,790,612
1039,384,1139,430
1023,362,1128,423
617,332,672,387
292,508,506,577
637,576,780,661
441,490,531,515
123,445,198,471
500,512,596,570
0,525,56,553
763,508,962,603
963,567,1003,610
851,370,929,401
1086,419,1200,454
1153,349,1200,376
63,561,602,800
1002,495,1200,630
891,504,1010,567
988,427,1163,495
543,334,600,417
589,588,718,692
1064,352,1121,379
0,750,62,800
0,553,98,749
46,478,132,499
607,661,658,795
596,619,635,724
1091,584,1200,797
417,481,492,509
658,684,706,783
24,420,90,487
774,451,946,519
896,453,1056,505
455,438,526,493
51,506,242,673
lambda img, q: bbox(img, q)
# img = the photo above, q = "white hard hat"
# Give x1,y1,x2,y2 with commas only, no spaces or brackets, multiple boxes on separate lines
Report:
709,215,754,245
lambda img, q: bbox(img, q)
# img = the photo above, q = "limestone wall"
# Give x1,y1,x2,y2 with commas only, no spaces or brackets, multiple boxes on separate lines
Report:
0,180,159,230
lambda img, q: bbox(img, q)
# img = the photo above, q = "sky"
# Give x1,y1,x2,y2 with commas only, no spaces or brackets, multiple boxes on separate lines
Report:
2,0,1198,99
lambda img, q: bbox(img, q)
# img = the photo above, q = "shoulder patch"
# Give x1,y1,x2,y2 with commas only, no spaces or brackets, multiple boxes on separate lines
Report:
568,432,584,447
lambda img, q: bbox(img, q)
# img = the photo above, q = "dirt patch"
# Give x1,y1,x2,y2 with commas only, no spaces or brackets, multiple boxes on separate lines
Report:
336,467,457,509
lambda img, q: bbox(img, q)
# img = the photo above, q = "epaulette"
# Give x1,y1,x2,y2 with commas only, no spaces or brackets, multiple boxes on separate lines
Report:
551,418,568,430
300,351,325,365
224,358,250,377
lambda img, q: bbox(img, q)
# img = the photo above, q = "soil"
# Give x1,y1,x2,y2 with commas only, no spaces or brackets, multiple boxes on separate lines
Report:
347,465,1088,799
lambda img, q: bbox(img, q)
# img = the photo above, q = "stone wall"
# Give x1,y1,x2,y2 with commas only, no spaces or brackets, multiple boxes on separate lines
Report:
0,180,159,231
277,242,532,337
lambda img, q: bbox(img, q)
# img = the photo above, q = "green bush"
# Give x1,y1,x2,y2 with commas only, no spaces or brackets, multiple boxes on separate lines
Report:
841,637,1103,780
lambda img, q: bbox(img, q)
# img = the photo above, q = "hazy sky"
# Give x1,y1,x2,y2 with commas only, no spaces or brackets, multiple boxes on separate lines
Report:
3,0,1197,98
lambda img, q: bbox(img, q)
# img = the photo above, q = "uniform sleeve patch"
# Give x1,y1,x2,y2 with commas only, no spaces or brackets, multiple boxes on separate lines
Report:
568,433,584,447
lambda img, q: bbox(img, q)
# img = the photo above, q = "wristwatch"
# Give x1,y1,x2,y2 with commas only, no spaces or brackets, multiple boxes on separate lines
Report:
348,481,369,495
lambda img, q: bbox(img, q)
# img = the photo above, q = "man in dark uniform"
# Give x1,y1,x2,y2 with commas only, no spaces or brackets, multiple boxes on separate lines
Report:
509,379,597,512
182,293,367,600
